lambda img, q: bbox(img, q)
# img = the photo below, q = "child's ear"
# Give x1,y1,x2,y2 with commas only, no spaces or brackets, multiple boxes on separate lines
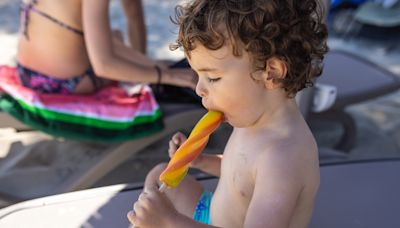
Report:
262,57,287,89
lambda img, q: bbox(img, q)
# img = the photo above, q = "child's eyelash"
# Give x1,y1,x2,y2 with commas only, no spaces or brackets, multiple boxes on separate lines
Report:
208,77,221,83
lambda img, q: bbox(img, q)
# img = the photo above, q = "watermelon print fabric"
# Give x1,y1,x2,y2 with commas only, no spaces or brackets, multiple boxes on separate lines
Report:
0,66,163,142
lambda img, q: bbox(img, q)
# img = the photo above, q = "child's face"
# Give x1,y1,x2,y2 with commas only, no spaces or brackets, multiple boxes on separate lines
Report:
188,43,268,128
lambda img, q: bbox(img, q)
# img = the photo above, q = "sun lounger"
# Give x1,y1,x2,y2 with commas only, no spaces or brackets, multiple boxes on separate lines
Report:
311,50,400,152
0,112,30,130
315,1,400,153
311,158,400,228
0,101,205,203
0,65,206,206
354,1,400,27
1,158,398,228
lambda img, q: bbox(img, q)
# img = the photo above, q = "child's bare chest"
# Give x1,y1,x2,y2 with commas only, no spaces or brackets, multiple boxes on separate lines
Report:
210,144,256,226
221,144,255,200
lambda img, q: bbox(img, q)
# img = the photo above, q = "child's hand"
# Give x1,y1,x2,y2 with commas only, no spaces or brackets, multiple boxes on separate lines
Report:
168,132,203,168
127,186,178,228
168,132,187,158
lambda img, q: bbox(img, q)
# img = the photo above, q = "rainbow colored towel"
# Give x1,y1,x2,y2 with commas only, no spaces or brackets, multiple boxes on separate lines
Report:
0,66,163,142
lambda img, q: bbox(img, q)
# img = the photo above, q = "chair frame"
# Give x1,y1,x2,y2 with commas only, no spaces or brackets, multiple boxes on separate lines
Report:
0,102,206,205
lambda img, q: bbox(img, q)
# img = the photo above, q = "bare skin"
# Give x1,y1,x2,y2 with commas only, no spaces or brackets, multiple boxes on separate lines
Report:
128,43,320,228
18,0,196,94
121,0,147,54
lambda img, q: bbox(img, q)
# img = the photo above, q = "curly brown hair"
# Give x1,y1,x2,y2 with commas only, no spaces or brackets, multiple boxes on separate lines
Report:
170,0,329,97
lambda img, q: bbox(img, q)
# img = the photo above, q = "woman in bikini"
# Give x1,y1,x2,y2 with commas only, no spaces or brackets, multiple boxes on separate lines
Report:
17,0,196,95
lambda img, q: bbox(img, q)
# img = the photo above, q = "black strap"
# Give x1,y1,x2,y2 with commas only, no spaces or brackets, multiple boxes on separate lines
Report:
21,0,84,40
83,68,100,92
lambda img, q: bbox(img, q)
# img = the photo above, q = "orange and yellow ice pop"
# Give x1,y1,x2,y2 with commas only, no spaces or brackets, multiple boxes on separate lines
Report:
159,110,223,190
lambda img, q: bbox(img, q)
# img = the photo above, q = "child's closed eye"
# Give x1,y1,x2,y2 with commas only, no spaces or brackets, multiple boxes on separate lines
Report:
208,77,221,83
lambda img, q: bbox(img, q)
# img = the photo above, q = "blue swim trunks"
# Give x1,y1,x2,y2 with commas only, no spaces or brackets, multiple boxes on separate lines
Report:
193,191,213,224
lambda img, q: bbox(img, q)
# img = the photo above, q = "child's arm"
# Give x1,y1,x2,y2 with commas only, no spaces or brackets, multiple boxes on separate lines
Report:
190,154,222,177
243,153,304,228
169,132,222,177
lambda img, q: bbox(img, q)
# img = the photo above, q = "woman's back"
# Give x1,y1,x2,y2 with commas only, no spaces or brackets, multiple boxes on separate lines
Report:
16,0,197,94
18,0,91,79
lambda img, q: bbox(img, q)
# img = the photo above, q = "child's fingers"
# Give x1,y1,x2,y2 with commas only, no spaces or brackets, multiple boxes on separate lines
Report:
172,132,187,144
171,132,182,144
127,210,137,226
169,139,177,150
169,132,187,157
137,191,151,203
168,140,177,157
133,201,143,218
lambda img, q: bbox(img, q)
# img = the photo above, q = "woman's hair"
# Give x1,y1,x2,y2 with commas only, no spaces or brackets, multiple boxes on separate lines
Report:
171,0,329,97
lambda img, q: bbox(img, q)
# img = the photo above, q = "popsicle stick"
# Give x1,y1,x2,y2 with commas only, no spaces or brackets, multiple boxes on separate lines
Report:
159,183,168,192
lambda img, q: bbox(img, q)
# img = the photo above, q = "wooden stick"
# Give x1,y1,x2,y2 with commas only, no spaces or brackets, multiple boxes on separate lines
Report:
158,183,168,192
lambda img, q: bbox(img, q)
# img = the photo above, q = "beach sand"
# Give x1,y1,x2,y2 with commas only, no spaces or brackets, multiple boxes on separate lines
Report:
0,0,399,207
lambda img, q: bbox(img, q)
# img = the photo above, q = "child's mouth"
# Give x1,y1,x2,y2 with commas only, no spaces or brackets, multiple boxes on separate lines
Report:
206,108,226,122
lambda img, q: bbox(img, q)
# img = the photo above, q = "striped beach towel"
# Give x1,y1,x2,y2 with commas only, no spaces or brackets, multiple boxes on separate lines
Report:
0,66,163,142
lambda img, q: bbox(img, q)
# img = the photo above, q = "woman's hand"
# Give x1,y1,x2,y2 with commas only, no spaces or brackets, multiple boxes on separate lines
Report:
168,132,203,169
127,186,178,228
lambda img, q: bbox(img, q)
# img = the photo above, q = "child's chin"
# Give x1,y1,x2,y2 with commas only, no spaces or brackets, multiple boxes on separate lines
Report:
227,119,251,128
224,117,240,127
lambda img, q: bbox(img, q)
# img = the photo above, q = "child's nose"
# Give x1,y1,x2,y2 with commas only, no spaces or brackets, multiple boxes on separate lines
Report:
195,79,207,98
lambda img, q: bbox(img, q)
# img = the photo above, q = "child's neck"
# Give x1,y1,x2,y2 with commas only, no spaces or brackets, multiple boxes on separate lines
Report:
240,90,303,134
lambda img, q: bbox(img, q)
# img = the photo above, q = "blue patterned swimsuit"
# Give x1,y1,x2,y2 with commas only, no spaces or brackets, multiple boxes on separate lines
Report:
193,191,213,225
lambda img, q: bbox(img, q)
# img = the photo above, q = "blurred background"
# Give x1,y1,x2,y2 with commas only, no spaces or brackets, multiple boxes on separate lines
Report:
0,0,399,208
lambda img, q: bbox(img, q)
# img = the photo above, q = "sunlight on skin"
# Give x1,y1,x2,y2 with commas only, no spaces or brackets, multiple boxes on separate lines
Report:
0,0,186,65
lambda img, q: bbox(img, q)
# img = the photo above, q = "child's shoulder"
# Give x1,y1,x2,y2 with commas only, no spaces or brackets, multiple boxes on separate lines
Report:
242,129,319,226
254,128,318,184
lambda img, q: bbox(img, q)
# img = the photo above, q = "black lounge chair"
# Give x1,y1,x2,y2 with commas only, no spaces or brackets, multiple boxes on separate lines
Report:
311,50,400,152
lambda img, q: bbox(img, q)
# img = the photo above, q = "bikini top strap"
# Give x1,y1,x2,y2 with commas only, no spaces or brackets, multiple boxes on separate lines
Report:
20,0,84,40
20,0,36,40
